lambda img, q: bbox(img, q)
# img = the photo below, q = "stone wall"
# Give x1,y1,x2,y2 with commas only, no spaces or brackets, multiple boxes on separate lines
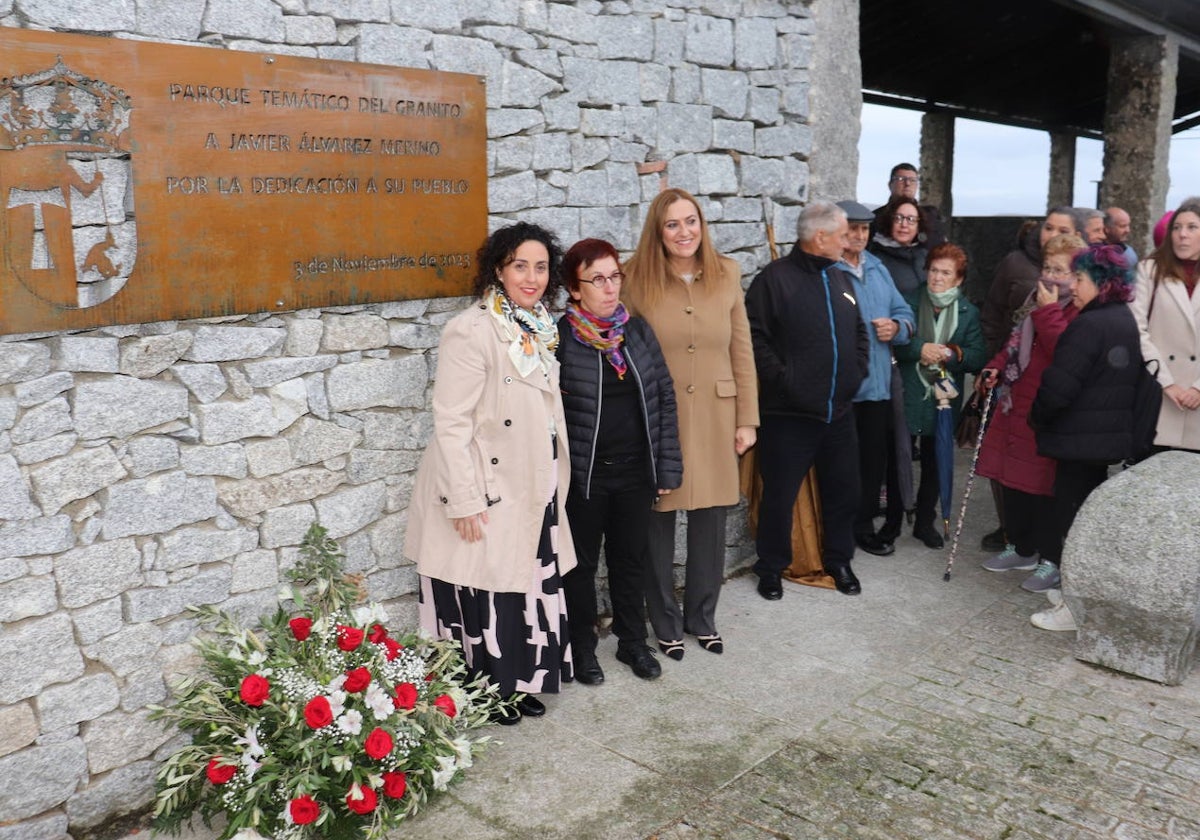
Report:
0,1,860,837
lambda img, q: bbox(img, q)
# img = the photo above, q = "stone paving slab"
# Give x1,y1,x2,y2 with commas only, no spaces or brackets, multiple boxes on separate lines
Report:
118,478,1200,840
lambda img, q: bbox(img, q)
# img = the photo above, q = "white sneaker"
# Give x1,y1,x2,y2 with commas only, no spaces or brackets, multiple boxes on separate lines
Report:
982,545,1039,572
1046,588,1062,605
1031,601,1077,632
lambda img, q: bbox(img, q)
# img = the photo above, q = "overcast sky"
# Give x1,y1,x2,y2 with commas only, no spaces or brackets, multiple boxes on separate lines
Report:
856,103,1200,217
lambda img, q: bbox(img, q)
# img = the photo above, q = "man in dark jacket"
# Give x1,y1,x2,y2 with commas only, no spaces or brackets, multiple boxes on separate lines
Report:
745,202,870,598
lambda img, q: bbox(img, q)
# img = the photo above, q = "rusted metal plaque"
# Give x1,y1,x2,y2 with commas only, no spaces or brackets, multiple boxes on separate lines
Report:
0,27,487,336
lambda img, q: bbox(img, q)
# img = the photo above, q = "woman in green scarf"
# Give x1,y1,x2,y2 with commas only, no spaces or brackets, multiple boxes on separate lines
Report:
894,242,987,548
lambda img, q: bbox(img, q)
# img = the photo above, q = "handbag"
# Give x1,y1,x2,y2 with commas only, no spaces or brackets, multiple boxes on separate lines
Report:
954,390,983,448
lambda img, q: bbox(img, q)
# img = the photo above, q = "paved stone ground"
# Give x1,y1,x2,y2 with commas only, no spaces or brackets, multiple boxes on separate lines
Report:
119,468,1200,840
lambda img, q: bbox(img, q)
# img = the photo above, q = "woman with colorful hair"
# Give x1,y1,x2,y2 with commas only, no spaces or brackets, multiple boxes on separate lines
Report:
1026,243,1142,630
623,189,759,659
557,238,682,683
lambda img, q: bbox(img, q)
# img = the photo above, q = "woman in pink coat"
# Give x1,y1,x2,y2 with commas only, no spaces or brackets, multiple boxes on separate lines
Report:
976,233,1085,592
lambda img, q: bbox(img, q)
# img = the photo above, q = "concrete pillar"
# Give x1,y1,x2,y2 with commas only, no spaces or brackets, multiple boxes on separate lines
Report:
918,112,954,217
806,0,861,202
1048,132,1076,210
1100,34,1178,255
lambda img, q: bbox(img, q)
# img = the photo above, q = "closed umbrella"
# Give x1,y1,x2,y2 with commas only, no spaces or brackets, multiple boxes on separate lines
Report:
931,369,959,539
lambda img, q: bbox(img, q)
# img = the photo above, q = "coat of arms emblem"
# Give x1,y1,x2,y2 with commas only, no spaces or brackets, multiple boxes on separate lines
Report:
1,56,134,309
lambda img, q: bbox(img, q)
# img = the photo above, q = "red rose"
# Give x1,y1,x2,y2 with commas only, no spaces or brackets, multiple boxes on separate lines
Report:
289,794,320,825
336,625,364,651
205,758,236,785
343,667,371,693
368,623,388,643
392,683,417,711
364,727,393,759
239,674,269,707
424,672,435,682
289,616,313,641
382,771,407,799
304,696,333,729
434,694,457,718
382,638,403,660
345,785,377,815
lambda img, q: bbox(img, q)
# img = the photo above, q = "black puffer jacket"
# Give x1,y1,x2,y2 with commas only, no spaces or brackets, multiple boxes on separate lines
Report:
1029,298,1142,463
745,246,869,423
556,316,682,499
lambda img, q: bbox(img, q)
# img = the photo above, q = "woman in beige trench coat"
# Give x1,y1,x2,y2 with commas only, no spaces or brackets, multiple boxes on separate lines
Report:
405,222,577,726
624,189,759,659
1131,197,1200,453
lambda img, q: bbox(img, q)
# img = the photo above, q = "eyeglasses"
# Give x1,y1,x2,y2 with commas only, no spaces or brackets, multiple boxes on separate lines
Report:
1042,266,1073,278
581,272,624,288
891,176,920,185
894,214,919,226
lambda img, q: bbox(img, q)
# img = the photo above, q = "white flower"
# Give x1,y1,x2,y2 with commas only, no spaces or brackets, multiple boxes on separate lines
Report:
331,754,354,774
327,690,347,718
336,709,363,735
365,682,394,721
246,650,267,667
235,724,265,779
450,736,474,770
352,605,374,626
231,829,268,840
328,673,348,692
431,755,457,791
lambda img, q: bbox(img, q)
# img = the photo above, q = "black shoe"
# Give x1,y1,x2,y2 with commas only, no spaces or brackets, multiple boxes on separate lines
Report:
877,522,901,544
615,645,662,679
913,523,944,549
855,533,894,556
756,573,783,600
489,704,521,726
696,634,724,654
657,638,685,660
574,650,605,685
826,564,862,596
980,526,1007,552
515,695,545,717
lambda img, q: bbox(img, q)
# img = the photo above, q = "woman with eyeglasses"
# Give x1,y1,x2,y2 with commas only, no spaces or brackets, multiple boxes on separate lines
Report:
406,222,576,726
557,238,682,683
624,188,759,660
975,233,1087,594
869,196,929,295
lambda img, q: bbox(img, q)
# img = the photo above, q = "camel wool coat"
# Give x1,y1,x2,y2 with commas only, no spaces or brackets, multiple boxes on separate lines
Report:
404,302,577,593
1131,258,1200,451
628,262,759,512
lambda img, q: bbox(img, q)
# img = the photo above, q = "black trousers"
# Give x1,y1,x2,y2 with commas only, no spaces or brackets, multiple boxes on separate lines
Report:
754,411,860,577
563,462,655,653
914,433,941,529
1046,460,1109,566
854,399,904,537
1001,486,1056,560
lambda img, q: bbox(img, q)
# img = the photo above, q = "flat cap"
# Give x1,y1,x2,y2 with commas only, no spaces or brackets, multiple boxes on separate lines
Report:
836,200,875,222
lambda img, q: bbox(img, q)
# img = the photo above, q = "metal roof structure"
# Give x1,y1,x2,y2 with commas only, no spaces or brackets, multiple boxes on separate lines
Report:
860,0,1200,138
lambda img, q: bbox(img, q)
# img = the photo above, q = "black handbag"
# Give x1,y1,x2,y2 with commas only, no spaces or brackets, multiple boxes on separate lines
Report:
954,391,983,448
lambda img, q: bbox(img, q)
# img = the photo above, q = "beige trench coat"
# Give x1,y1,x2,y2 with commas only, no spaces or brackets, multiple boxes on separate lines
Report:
630,264,759,511
1132,260,1200,451
404,303,577,592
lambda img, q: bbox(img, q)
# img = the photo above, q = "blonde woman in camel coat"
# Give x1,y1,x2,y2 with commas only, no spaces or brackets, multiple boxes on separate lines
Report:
624,189,759,660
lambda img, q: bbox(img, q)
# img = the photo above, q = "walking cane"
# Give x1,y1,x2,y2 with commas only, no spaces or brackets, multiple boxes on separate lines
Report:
943,386,995,582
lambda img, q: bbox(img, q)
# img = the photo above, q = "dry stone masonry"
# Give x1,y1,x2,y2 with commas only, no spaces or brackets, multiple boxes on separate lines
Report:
0,1,859,837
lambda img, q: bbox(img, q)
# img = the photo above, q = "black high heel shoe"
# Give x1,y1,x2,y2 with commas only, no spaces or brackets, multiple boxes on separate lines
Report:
696,634,724,654
657,638,685,661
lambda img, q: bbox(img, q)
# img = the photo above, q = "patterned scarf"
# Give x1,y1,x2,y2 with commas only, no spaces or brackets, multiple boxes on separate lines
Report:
565,301,629,379
996,274,1073,413
484,286,559,378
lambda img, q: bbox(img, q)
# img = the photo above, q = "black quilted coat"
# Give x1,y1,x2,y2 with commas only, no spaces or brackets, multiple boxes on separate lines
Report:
556,316,683,499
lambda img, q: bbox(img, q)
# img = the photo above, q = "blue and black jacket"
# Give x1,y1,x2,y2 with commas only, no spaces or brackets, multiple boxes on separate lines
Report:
745,246,869,422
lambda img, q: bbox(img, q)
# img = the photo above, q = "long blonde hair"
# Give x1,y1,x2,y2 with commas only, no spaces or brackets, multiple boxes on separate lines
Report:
623,188,735,314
